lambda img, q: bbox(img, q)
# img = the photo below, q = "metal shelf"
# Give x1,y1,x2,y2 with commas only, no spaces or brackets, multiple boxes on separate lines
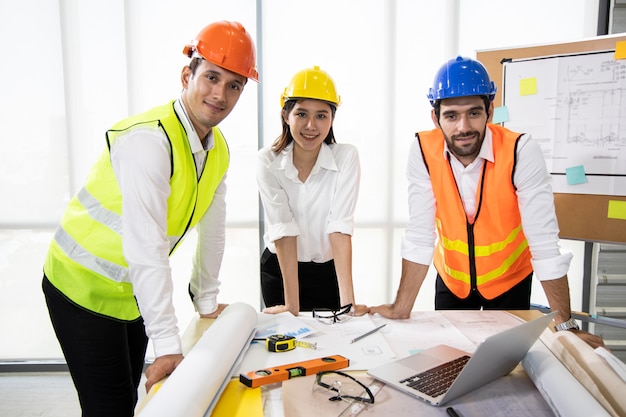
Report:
591,243,626,362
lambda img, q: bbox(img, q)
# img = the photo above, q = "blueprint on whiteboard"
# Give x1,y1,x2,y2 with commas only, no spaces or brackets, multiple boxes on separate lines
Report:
503,51,626,196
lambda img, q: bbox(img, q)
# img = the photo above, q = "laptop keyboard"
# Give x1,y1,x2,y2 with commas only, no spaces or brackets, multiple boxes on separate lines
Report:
400,355,471,397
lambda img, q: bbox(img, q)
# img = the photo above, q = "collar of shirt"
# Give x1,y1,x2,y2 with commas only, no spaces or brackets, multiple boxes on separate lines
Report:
443,126,495,220
174,98,215,153
270,142,338,182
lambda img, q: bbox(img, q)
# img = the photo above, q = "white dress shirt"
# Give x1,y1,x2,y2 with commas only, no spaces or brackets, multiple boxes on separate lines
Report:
401,126,572,281
110,98,226,357
257,142,360,263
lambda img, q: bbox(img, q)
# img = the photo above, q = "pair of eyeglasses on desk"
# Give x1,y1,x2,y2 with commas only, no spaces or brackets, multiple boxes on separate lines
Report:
312,303,353,325
313,370,375,405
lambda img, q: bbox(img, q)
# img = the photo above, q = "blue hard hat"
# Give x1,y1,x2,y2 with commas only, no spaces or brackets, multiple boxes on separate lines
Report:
427,56,497,106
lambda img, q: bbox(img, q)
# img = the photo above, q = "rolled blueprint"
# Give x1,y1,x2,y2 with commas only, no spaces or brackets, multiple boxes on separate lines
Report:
522,331,611,417
138,302,257,417
541,330,626,417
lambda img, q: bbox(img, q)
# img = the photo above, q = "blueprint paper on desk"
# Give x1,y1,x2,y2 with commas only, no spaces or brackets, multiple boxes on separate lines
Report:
370,311,476,358
283,369,555,417
442,310,526,345
252,311,319,339
530,329,625,417
236,313,396,375
523,333,611,417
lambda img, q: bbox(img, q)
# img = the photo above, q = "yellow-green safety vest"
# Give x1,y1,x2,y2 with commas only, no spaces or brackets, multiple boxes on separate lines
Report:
44,100,229,320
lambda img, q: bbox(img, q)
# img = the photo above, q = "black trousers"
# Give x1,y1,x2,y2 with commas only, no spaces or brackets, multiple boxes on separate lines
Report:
260,248,341,311
434,272,533,310
42,275,148,417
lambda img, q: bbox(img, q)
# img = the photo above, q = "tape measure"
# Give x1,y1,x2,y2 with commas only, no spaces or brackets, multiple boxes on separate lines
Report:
254,334,317,352
267,334,296,352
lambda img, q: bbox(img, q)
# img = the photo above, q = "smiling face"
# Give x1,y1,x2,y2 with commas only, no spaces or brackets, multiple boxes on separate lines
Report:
181,59,247,139
283,99,334,154
432,96,493,167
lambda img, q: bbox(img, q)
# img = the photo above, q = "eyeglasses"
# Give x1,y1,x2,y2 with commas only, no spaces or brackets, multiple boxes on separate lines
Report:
313,370,375,405
312,304,353,325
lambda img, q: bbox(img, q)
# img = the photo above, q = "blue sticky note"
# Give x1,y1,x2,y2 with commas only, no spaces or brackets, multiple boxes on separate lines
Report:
565,165,587,185
492,106,509,124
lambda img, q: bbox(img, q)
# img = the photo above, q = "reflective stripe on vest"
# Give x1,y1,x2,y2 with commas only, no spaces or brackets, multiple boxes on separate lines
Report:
418,124,533,300
44,100,229,320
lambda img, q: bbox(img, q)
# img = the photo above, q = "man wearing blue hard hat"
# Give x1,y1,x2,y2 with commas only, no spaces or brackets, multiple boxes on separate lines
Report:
370,56,603,348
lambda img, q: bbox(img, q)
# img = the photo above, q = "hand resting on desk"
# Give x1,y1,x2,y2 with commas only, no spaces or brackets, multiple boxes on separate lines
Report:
263,303,370,316
369,303,410,319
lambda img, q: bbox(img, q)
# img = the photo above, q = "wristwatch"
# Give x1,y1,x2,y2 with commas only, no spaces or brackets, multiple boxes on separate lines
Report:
555,317,580,331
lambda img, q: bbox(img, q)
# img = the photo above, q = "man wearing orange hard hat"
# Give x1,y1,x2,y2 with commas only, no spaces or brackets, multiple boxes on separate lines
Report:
42,21,258,416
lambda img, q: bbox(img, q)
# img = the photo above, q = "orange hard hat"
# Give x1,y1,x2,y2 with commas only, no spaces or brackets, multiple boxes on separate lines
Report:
183,21,259,82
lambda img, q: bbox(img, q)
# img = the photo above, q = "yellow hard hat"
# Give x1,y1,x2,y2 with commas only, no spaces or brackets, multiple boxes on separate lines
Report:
280,66,340,108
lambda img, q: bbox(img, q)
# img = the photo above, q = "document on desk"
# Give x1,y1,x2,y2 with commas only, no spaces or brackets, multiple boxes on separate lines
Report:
236,313,396,374
266,310,619,417
282,369,555,417
371,311,477,358
442,310,526,345
252,311,319,339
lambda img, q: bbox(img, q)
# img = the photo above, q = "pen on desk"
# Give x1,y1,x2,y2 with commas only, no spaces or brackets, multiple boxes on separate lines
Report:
446,407,462,417
350,323,387,344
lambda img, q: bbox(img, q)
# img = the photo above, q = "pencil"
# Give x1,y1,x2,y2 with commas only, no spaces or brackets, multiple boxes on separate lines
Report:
350,323,387,343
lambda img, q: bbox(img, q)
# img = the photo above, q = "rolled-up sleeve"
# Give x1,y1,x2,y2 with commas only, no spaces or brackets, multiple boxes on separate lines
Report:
401,138,437,265
190,175,227,315
257,148,301,243
515,134,572,281
326,145,360,236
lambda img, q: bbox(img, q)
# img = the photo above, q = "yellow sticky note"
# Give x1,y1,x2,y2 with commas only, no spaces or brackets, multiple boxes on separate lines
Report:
615,41,626,60
520,77,537,96
607,200,626,220
212,380,263,417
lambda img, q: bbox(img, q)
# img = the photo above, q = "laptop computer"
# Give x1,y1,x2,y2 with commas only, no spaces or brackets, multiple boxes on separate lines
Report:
367,311,557,406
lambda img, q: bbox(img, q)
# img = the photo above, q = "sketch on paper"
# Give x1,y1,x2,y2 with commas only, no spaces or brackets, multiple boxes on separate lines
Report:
503,51,626,196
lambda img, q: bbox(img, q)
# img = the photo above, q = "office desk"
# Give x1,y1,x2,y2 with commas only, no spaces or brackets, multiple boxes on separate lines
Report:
137,307,610,417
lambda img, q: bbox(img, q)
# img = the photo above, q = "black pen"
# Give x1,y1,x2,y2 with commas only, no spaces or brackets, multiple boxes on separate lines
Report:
446,407,462,417
350,323,387,343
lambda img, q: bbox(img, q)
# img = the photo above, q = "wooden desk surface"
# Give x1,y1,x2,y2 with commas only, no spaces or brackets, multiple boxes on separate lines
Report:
509,309,545,322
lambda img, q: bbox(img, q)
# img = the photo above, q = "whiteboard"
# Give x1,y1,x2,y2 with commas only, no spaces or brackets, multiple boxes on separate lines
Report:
502,51,626,196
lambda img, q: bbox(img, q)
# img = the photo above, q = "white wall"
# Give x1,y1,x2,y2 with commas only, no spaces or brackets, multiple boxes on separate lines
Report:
0,0,598,360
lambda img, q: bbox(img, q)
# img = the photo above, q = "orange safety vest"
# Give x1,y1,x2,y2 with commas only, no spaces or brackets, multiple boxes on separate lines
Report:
417,124,533,300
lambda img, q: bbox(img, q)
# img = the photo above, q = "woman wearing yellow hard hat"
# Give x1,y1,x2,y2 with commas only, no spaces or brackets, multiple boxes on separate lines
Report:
257,66,368,318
